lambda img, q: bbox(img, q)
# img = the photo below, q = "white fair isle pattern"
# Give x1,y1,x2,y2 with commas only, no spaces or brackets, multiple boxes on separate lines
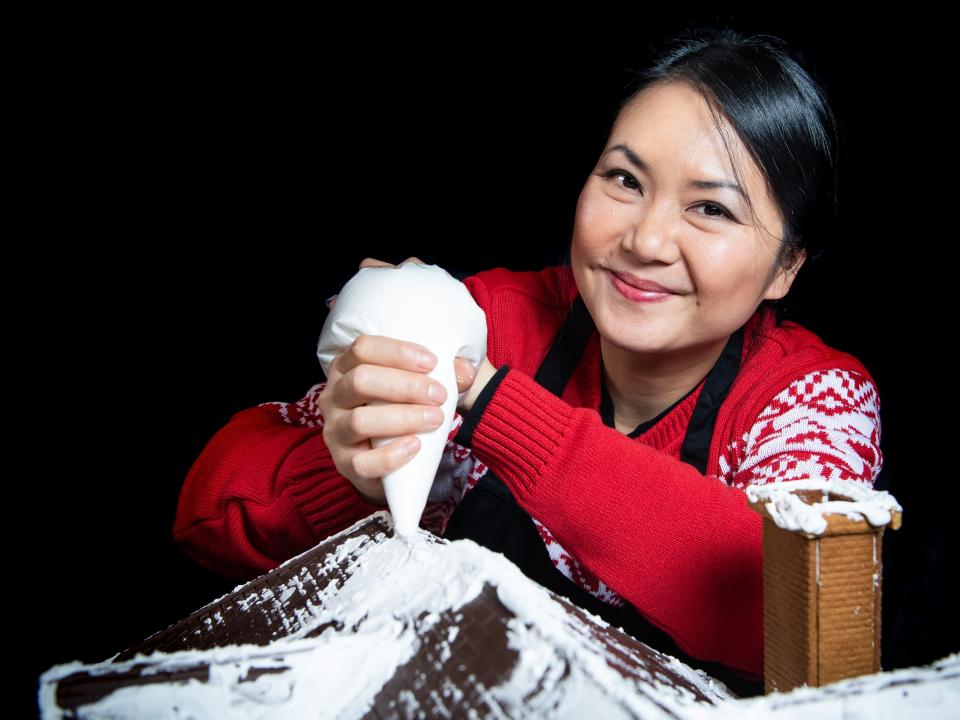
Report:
728,368,883,489
260,382,328,428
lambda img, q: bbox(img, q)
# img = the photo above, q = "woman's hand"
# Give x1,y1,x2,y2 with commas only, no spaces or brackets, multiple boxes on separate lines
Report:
317,256,483,505
326,256,488,410
458,354,498,412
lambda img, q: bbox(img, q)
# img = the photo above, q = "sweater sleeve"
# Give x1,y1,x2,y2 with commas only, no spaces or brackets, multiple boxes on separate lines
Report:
455,364,883,678
172,381,385,580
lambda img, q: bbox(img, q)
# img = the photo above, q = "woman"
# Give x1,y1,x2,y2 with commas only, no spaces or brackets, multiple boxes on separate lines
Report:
173,27,882,696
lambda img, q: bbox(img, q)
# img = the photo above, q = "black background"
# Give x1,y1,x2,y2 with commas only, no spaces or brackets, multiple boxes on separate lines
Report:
22,11,956,716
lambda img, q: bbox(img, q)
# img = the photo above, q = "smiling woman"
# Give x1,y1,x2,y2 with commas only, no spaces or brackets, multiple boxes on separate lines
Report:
171,24,882,699
573,80,810,430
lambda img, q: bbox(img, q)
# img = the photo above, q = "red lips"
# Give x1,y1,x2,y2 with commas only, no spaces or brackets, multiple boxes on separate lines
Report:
610,271,678,295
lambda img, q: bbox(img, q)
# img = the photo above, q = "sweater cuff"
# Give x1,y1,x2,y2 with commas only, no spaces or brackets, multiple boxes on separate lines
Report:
452,364,511,447
279,433,386,539
460,367,578,497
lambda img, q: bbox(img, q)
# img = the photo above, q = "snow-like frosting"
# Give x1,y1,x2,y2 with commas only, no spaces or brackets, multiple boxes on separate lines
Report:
745,479,902,536
38,511,731,719
682,652,960,719
315,262,488,536
37,509,954,719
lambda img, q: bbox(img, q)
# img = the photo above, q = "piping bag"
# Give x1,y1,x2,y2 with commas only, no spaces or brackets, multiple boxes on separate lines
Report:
316,261,488,536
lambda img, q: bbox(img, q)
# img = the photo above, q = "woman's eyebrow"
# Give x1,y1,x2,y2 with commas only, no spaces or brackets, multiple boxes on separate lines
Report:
603,143,746,201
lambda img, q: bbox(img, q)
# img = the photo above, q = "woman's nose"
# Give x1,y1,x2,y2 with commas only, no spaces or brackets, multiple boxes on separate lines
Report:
620,205,681,263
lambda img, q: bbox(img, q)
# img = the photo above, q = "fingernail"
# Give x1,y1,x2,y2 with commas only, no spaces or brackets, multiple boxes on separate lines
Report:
325,295,337,309
417,351,436,369
402,437,419,453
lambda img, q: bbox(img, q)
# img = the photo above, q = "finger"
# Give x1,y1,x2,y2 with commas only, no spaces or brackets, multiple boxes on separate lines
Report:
348,435,421,480
399,256,427,266
335,363,447,410
337,335,437,376
360,257,396,269
454,357,477,394
338,402,445,446
325,294,338,310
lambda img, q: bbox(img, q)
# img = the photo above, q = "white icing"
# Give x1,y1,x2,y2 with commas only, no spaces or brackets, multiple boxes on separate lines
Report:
681,652,960,719
745,478,902,536
315,262,487,536
38,511,731,719
39,507,954,719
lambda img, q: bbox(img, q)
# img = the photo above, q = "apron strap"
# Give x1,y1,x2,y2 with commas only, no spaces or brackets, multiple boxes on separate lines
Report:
680,324,745,473
533,294,596,397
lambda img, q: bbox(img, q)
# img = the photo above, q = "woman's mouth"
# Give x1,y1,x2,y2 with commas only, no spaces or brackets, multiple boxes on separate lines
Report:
609,271,675,303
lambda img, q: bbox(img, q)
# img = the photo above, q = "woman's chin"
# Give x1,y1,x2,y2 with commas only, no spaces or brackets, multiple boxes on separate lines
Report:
596,314,674,354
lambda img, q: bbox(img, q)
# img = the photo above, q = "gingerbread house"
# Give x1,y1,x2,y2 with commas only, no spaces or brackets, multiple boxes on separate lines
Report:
745,477,903,693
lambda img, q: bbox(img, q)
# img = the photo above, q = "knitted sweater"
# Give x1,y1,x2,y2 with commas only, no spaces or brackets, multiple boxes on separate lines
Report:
172,263,883,679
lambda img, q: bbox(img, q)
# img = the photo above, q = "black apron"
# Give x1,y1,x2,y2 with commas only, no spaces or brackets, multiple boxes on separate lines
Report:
445,293,763,697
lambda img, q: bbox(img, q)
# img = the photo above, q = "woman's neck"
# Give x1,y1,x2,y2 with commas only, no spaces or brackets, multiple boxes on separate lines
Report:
600,334,728,431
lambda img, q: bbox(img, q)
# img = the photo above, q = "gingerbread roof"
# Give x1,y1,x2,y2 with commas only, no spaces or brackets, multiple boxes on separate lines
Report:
39,511,733,718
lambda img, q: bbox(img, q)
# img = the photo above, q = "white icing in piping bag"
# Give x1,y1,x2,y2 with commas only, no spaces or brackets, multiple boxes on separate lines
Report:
316,261,487,536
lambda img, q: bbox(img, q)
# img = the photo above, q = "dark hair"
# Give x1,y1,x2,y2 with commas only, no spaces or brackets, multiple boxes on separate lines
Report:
566,24,843,359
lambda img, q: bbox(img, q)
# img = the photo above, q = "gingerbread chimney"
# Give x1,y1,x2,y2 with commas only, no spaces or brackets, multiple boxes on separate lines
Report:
746,478,902,694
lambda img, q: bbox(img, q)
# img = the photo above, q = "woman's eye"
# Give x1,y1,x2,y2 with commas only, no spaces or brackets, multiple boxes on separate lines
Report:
695,202,734,221
603,169,641,192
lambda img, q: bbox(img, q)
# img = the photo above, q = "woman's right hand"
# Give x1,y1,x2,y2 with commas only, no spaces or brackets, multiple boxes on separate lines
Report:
316,333,477,506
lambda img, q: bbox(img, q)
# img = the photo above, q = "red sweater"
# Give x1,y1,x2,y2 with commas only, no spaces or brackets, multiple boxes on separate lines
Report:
173,264,883,679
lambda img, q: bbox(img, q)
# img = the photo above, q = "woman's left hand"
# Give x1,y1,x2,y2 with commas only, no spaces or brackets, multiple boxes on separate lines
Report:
458,354,498,413
328,257,498,412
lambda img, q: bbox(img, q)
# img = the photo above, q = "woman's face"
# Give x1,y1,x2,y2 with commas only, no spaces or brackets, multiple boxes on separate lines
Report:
571,81,804,359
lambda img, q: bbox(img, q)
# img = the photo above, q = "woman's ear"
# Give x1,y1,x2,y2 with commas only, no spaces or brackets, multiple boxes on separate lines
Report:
763,248,807,302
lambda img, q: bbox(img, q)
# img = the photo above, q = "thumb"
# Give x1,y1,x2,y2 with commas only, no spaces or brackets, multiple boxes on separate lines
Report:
454,357,478,394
